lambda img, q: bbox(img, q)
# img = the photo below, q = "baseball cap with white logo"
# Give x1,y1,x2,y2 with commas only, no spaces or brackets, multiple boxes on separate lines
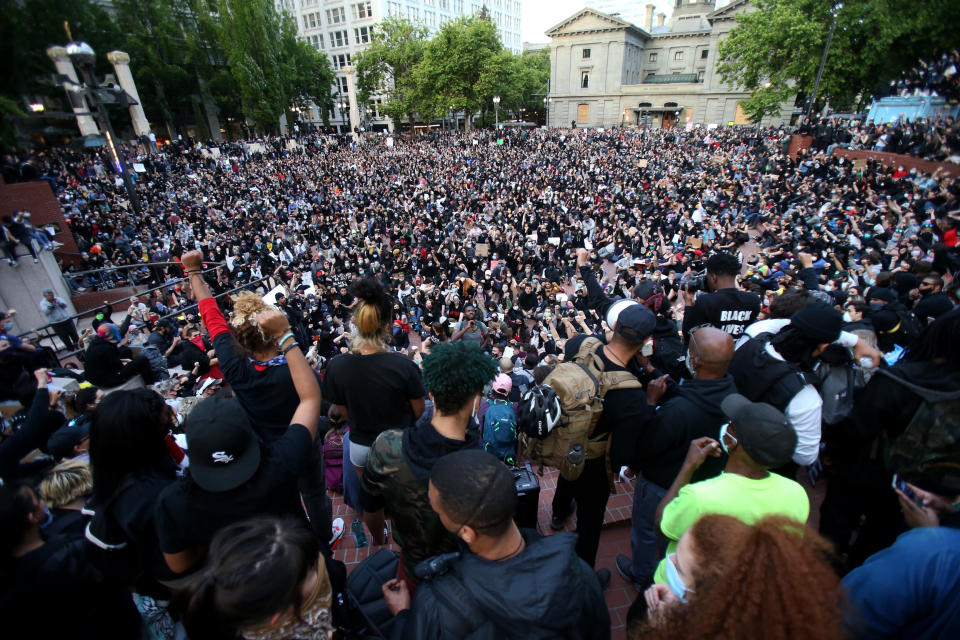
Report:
183,397,260,492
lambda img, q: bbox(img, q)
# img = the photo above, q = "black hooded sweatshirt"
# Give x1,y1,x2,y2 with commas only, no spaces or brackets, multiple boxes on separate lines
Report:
618,374,738,488
394,530,610,640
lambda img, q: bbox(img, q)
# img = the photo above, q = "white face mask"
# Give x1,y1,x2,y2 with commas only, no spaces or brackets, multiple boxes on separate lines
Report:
842,312,852,323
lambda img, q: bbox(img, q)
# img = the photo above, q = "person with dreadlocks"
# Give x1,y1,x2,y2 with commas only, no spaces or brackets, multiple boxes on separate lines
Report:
358,340,497,592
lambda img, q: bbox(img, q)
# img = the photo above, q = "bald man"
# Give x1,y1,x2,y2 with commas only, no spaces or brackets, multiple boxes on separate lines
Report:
615,327,738,587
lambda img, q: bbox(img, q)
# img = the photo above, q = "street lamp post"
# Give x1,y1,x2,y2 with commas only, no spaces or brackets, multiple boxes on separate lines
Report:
493,95,500,129
449,106,454,132
807,2,842,117
65,41,142,218
338,101,347,132
543,97,550,127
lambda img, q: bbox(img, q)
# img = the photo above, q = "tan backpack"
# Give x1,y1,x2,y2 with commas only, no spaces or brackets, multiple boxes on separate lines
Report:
518,337,641,490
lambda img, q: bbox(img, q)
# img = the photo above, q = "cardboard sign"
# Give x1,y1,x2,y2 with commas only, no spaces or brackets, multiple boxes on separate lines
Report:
638,159,649,168
687,237,703,249
133,163,146,172
476,243,490,257
386,137,394,147
262,285,288,306
547,237,561,246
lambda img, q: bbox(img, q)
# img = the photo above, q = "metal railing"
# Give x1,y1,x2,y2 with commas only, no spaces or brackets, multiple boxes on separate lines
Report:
17,263,226,364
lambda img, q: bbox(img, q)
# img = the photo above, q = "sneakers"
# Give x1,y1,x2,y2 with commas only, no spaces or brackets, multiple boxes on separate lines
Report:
33,258,39,263
550,498,576,531
596,568,611,591
616,554,638,585
550,513,567,531
330,517,345,550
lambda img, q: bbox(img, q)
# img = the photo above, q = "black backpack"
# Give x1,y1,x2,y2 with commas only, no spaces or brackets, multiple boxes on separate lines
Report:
729,333,817,412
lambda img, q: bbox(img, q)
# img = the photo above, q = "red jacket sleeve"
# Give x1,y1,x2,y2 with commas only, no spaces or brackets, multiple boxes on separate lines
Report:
198,298,230,340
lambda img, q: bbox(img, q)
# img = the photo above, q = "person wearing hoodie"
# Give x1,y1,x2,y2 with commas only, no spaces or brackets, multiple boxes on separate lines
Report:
83,322,155,388
820,308,960,570
360,341,497,587
615,327,737,588
382,449,610,640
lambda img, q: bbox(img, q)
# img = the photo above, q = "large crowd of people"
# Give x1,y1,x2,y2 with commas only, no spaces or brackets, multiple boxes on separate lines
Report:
1,120,959,639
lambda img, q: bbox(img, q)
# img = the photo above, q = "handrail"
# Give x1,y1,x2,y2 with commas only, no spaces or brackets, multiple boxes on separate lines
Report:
152,273,275,324
47,273,276,365
63,260,226,279
18,264,221,341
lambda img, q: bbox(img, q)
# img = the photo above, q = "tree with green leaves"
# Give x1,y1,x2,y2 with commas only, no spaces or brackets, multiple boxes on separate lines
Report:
475,47,549,124
354,16,428,130
112,0,206,137
413,15,503,131
717,0,960,121
217,0,333,133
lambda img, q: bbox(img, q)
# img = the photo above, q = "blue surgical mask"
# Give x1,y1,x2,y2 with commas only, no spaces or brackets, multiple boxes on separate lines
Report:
39,506,54,529
719,422,735,455
665,553,691,603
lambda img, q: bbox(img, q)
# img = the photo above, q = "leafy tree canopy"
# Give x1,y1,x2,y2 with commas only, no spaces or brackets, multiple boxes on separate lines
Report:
717,0,960,121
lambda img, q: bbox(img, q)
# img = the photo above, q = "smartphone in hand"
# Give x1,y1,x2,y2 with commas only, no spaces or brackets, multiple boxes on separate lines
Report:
892,474,924,507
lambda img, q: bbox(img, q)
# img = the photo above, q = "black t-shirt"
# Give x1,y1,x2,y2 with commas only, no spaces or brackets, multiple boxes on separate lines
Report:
213,331,319,442
323,352,425,446
682,287,761,340
155,424,312,559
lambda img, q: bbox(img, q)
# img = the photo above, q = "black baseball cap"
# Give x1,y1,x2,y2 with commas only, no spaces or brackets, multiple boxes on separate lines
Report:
613,303,656,343
721,394,796,468
184,397,261,492
47,418,91,460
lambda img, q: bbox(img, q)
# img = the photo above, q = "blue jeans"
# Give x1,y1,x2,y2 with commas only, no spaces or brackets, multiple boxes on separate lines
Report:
342,431,363,513
630,474,668,583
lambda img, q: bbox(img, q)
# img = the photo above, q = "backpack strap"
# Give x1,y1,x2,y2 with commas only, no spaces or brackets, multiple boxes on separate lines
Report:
428,569,515,638
601,370,643,395
428,572,487,636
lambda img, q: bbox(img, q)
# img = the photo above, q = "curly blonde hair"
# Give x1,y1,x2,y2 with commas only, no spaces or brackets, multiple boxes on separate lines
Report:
229,291,279,355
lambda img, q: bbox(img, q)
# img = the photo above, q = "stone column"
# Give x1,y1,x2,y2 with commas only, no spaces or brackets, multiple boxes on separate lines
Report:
342,66,361,135
106,51,151,137
46,46,99,136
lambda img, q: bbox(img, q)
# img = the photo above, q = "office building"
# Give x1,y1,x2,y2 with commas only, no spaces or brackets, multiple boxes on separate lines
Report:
277,0,523,131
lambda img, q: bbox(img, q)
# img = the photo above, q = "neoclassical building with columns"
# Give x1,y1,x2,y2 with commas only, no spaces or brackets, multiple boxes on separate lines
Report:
545,0,795,129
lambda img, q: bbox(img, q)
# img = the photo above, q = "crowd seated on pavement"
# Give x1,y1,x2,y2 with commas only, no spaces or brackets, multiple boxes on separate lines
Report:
1,121,958,639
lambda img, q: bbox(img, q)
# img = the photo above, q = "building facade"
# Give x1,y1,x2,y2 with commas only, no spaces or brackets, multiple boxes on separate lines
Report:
546,1,794,129
276,0,523,132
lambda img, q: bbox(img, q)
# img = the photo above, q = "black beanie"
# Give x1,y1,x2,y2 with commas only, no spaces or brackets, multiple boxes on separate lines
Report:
789,302,843,344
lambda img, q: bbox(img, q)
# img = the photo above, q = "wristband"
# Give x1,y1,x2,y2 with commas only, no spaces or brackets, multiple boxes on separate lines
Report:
281,341,300,356
277,332,295,348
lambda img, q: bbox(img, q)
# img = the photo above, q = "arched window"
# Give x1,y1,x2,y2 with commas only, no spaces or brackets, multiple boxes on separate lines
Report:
664,101,678,108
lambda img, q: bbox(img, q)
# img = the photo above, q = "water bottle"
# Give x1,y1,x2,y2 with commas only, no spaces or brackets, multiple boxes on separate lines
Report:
351,517,367,548
566,444,585,467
